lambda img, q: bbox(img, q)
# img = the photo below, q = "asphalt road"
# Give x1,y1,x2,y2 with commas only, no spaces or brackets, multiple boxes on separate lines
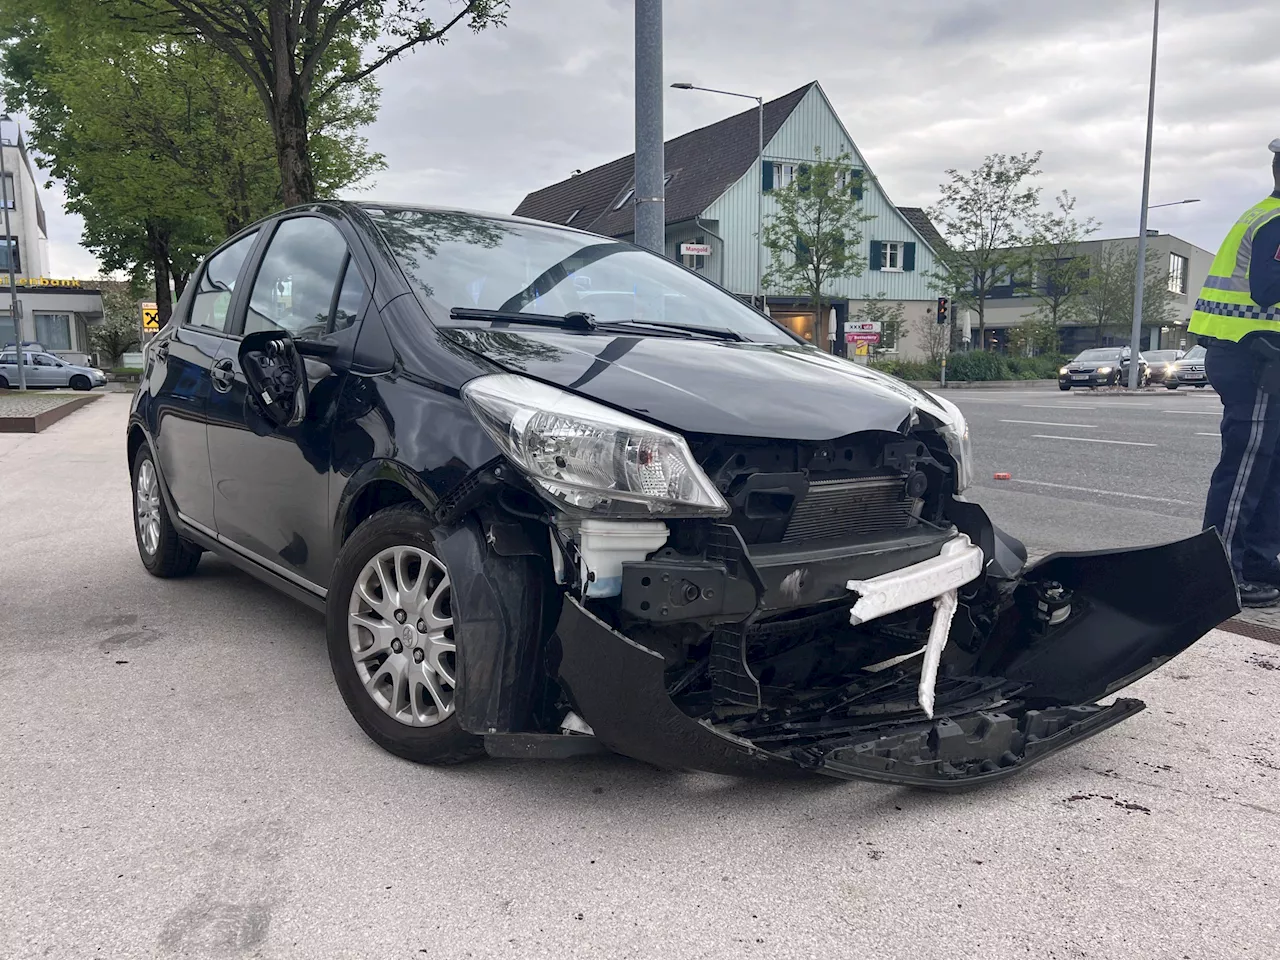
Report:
3,391,1279,960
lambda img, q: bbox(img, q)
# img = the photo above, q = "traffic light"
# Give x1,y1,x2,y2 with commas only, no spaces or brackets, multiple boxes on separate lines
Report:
936,297,949,325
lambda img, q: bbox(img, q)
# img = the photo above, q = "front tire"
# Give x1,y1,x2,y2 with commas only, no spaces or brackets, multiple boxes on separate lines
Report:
1059,384,1071,391
0,374,8,389
1167,383,1179,390
326,504,483,765
132,444,201,577
69,374,90,391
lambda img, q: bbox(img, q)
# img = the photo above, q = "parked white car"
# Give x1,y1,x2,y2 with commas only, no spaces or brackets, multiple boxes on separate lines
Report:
0,350,107,390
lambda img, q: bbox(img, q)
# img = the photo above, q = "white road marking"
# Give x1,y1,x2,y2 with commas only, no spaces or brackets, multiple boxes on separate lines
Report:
1020,403,1102,410
1031,434,1157,447
1197,432,1220,437
999,419,1099,428
999,477,1194,505
1164,409,1220,415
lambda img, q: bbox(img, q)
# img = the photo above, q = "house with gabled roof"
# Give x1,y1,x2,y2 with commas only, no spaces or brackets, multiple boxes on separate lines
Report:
514,81,944,359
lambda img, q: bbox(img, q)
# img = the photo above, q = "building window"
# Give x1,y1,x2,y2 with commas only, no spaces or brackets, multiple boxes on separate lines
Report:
880,241,904,271
0,315,15,348
680,236,707,271
565,208,581,225
0,174,12,209
773,163,797,189
0,236,19,273
1168,252,1188,294
34,312,72,351
613,188,634,211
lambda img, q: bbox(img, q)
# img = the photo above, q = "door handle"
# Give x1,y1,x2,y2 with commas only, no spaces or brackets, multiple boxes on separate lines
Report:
211,357,235,392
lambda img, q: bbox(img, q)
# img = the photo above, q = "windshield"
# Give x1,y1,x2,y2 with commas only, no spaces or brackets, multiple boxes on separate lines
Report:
1183,345,1206,361
1073,348,1121,362
363,207,795,344
1146,350,1179,362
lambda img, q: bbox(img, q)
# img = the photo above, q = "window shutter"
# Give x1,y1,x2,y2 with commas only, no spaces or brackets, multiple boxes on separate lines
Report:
851,168,864,200
762,161,773,192
797,164,810,193
869,240,882,271
903,242,916,272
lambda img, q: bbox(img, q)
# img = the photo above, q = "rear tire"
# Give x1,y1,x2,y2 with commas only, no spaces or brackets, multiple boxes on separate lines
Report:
326,503,483,765
132,443,202,578
69,374,90,391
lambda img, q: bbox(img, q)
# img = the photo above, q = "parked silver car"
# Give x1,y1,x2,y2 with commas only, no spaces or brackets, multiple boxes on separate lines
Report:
0,350,107,390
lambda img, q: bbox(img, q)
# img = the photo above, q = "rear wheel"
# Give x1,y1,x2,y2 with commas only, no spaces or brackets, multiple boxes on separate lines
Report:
132,444,201,577
326,504,483,765
69,374,90,391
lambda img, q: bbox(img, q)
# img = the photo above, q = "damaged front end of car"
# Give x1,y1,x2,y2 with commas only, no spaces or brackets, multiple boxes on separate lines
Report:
433,372,1240,789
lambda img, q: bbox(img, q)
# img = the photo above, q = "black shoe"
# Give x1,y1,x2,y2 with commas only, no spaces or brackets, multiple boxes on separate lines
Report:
1239,582,1280,608
1243,567,1280,589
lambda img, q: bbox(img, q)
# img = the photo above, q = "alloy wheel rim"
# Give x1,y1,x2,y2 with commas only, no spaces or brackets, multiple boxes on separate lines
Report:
348,545,456,727
135,460,161,556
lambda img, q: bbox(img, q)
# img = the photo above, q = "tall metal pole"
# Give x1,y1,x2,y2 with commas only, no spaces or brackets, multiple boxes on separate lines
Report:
0,120,24,391
756,97,766,314
634,0,665,254
1128,0,1159,389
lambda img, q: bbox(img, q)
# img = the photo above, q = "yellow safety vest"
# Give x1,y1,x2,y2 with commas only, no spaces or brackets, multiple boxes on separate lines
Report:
1189,195,1280,341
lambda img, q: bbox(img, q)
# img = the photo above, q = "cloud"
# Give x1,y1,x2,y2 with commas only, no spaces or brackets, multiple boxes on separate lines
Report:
36,0,1280,275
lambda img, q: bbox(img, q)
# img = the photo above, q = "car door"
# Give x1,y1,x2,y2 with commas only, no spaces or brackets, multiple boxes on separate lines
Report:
28,353,60,386
148,229,261,533
0,351,16,385
206,212,370,592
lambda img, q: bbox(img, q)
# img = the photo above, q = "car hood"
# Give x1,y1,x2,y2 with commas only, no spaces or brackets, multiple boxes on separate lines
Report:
441,327,954,440
1068,361,1120,371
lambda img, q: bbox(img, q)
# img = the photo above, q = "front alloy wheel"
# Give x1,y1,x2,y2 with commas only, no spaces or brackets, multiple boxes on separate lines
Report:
348,545,457,727
326,504,482,765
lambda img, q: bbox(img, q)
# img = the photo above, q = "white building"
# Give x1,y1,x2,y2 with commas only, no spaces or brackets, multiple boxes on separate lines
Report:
0,129,104,365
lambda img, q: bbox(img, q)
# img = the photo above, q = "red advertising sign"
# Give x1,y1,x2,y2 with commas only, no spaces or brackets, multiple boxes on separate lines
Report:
846,332,881,344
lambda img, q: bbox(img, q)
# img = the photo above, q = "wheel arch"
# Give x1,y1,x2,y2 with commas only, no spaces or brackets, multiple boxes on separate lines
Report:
335,460,440,553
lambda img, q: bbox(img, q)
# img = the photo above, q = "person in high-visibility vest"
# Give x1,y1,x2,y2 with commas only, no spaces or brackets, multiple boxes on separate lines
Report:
1190,139,1280,607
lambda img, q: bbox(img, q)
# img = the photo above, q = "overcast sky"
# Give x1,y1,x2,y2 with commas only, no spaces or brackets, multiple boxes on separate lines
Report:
39,0,1280,278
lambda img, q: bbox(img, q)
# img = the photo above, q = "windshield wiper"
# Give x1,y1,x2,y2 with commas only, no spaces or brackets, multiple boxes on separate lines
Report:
449,307,597,331
605,319,747,342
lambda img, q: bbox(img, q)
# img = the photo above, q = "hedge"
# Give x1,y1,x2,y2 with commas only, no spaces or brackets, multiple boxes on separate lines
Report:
870,352,1069,383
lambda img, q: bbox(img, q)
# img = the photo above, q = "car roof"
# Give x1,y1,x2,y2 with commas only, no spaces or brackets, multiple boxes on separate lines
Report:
338,199,613,240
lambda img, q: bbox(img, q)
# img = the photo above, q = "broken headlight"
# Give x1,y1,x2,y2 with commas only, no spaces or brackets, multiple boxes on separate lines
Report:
462,373,730,518
927,392,973,493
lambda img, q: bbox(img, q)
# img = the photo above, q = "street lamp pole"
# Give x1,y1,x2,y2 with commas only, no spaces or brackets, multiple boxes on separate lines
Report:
1128,0,1160,389
0,114,24,391
671,83,765,312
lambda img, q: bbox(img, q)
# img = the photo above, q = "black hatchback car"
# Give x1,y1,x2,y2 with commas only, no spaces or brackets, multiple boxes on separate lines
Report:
128,202,1238,788
1058,347,1148,389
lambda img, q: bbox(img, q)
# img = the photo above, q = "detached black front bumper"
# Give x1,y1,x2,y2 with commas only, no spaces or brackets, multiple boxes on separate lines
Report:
555,527,1239,789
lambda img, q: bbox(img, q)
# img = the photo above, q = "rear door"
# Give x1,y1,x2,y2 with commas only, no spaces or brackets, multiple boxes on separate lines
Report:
149,229,260,532
206,212,370,592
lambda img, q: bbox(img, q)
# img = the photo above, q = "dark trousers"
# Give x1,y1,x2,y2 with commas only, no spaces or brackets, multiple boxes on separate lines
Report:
1204,338,1280,581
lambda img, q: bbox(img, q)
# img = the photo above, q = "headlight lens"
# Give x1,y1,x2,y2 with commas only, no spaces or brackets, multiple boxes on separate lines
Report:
1059,367,1069,375
1097,366,1113,375
462,373,730,518
926,392,973,493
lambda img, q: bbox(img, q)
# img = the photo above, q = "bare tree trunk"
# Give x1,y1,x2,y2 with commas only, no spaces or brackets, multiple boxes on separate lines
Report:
273,86,315,206
146,221,174,325
977,299,986,352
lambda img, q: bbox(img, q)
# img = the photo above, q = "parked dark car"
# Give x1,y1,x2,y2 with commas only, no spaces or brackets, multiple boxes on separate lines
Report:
1058,347,1148,389
127,202,1238,789
1166,344,1209,389
1143,349,1183,385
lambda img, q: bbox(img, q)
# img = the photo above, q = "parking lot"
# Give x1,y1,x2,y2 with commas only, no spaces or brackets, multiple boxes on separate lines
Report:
3,390,1279,959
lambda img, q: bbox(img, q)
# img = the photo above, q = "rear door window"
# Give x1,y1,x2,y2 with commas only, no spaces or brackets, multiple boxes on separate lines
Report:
190,231,259,333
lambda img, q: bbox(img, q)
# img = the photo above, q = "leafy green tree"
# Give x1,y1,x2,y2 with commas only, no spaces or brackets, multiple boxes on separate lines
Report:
109,0,508,205
762,150,875,336
0,2,382,321
1022,191,1097,342
928,152,1043,351
851,292,906,353
91,280,144,366
1076,243,1175,348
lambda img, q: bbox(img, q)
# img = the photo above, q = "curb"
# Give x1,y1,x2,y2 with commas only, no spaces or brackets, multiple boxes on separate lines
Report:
0,393,101,433
907,380,1059,390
